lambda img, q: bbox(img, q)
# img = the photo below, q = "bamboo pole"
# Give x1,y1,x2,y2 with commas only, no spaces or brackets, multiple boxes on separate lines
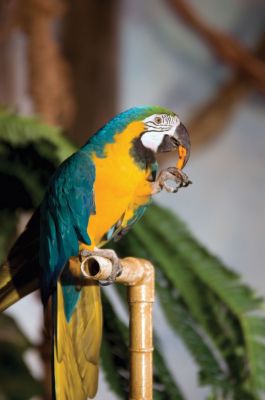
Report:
78,255,155,400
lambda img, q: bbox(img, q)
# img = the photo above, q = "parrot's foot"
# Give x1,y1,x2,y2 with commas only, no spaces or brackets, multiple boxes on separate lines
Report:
80,248,122,286
152,167,192,194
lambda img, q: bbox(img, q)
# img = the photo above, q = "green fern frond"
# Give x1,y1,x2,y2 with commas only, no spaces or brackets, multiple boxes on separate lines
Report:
0,313,42,399
0,110,75,161
119,204,265,398
0,111,75,208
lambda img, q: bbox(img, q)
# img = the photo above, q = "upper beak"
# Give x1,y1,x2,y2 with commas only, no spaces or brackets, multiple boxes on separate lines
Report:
157,122,191,169
173,123,190,169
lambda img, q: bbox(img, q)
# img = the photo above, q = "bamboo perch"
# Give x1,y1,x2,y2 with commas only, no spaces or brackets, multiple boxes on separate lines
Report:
76,255,155,400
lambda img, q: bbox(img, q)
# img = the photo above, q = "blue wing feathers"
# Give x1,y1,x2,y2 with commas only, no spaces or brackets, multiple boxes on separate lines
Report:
40,151,95,316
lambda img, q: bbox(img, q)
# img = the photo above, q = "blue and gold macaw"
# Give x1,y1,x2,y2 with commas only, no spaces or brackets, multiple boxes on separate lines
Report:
0,106,191,399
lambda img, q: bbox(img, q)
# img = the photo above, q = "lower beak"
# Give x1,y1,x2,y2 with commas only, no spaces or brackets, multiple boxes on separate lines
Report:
173,123,190,169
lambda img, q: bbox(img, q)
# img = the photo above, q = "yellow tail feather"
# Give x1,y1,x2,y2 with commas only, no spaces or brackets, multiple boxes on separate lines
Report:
54,257,102,400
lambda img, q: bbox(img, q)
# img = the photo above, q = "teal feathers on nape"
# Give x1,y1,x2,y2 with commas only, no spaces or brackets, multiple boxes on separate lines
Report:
82,106,176,157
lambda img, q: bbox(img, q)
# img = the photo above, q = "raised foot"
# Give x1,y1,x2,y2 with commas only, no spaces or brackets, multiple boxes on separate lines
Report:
80,248,122,286
152,167,192,194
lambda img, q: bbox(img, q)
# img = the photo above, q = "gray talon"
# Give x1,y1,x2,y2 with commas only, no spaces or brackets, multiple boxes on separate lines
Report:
100,261,122,286
80,249,90,258
152,167,192,194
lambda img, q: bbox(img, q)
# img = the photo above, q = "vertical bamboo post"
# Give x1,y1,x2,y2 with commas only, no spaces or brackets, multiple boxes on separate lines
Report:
127,259,154,400
79,256,155,400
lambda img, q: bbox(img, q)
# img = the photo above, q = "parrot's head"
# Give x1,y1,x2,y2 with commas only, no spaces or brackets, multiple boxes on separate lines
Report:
88,106,190,169
112,106,190,170
139,109,190,169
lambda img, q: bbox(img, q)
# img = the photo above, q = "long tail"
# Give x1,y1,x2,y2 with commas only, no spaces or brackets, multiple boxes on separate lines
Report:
0,211,102,399
0,209,40,312
54,258,102,399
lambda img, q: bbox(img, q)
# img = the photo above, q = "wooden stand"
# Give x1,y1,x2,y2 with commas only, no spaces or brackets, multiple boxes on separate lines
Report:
79,256,155,400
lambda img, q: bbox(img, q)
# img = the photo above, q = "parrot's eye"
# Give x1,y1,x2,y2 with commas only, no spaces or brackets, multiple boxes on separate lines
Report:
154,116,162,124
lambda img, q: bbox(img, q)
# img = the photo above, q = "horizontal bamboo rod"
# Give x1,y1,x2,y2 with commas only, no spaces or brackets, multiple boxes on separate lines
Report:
80,255,153,287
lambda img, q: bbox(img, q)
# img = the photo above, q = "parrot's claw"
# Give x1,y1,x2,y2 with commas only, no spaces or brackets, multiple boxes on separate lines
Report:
80,248,122,286
152,167,192,194
167,167,192,191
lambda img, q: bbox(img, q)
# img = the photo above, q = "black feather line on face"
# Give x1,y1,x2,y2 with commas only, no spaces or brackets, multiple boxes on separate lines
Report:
157,134,176,153
130,136,156,169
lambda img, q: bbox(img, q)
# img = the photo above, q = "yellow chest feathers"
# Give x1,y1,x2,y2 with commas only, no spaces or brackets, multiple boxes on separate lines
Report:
87,121,153,245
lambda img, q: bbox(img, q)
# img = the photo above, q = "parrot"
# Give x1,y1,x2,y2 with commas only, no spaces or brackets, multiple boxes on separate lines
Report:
0,106,191,399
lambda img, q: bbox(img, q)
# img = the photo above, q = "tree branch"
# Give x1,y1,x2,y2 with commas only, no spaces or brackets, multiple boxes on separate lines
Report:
166,0,265,93
18,0,76,128
188,35,265,150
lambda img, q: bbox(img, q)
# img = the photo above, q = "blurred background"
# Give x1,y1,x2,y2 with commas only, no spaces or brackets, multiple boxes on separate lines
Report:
0,0,265,399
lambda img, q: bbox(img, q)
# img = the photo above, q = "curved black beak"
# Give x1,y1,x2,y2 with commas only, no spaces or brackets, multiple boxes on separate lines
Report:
157,122,191,169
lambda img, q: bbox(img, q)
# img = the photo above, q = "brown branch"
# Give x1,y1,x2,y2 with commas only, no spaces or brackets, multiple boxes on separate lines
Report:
18,0,76,128
62,0,119,144
0,0,19,42
188,78,249,150
166,0,265,93
188,36,265,150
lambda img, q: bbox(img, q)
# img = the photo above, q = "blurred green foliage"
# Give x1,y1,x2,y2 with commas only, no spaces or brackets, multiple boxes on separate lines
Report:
1,111,265,399
0,313,42,399
0,110,75,212
111,206,265,399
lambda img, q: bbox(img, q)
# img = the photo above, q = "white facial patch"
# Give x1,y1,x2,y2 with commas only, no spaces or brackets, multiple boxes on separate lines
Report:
141,113,180,152
141,131,165,152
